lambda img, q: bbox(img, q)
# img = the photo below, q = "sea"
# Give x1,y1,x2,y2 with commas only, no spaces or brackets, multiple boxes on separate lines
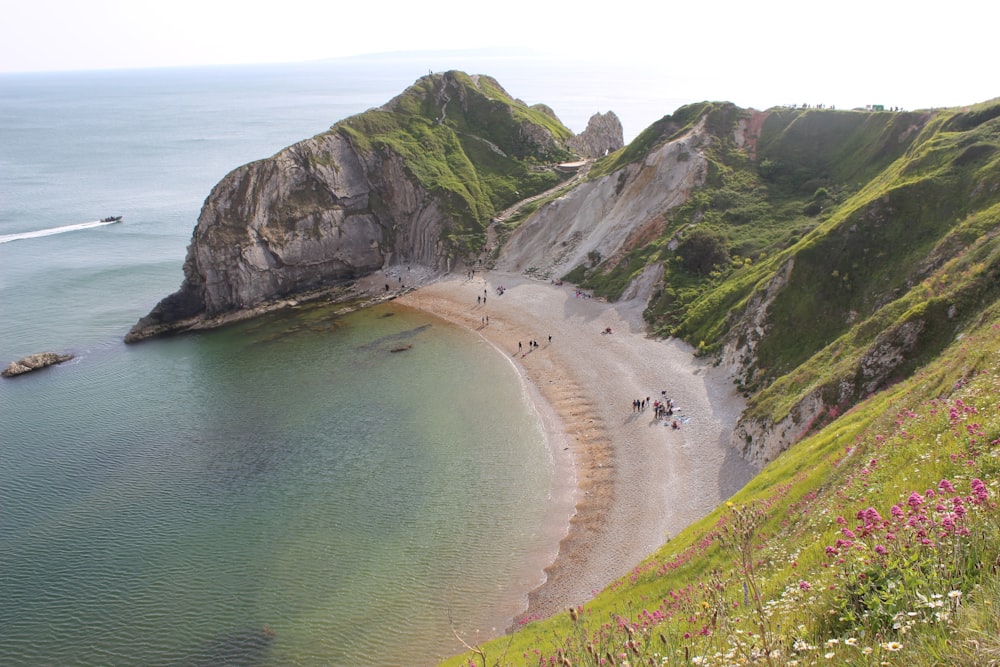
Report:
0,54,687,666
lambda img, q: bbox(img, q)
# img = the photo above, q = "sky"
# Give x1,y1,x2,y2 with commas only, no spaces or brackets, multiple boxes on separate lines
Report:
1,0,995,112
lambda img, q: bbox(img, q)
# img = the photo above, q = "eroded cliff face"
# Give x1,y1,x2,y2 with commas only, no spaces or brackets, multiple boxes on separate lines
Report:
496,117,710,279
126,131,442,341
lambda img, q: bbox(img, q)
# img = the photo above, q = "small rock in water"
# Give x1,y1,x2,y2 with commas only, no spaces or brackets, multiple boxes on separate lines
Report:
2,352,74,378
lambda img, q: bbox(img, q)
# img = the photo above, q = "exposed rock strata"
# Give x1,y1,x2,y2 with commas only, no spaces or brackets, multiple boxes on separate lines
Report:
126,133,444,342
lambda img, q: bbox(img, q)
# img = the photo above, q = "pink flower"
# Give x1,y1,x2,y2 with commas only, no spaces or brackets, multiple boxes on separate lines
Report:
799,580,812,590
971,478,989,504
862,507,883,525
953,497,966,518
874,544,888,555
907,492,925,510
841,528,857,539
891,504,905,519
939,479,956,494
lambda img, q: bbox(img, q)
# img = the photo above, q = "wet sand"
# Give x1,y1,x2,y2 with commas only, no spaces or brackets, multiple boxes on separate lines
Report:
390,270,754,622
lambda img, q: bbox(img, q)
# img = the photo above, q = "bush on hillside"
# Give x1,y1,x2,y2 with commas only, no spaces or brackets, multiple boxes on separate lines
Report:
676,228,730,276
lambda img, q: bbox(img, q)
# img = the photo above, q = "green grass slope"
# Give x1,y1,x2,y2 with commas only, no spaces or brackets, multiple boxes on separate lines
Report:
439,99,1000,666
442,274,1000,667
333,71,576,258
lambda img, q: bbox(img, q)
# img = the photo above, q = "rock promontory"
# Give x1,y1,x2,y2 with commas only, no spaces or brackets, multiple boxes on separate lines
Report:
126,71,620,342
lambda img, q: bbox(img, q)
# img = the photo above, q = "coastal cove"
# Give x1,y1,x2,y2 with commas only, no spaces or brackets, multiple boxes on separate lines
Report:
0,59,744,666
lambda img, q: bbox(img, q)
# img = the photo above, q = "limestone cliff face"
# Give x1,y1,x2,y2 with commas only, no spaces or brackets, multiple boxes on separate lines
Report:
126,71,585,341
126,132,444,340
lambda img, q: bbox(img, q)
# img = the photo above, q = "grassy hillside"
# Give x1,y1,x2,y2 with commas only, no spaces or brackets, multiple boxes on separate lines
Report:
440,99,1000,666
442,279,1000,667
334,71,576,257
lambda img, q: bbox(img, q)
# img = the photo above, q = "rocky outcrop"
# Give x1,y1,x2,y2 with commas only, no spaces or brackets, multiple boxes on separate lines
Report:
735,391,826,468
568,111,624,158
3,352,74,378
719,257,796,388
125,132,440,341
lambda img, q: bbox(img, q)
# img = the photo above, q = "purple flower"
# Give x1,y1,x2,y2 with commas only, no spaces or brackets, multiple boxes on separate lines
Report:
908,492,925,511
939,479,956,494
891,504,905,519
841,528,857,539
875,544,888,555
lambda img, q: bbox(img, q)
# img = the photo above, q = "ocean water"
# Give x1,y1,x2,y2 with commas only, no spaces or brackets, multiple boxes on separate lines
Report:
0,57,679,665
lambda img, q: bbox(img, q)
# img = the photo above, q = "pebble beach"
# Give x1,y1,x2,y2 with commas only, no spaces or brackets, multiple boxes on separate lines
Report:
395,271,755,622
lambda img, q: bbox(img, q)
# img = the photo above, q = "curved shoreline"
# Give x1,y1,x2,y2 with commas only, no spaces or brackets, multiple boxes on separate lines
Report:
394,270,756,624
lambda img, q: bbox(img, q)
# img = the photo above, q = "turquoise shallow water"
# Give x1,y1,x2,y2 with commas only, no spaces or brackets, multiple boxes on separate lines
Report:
0,301,554,666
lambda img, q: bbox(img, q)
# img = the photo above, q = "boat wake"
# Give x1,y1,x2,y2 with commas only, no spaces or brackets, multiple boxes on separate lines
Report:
0,219,121,244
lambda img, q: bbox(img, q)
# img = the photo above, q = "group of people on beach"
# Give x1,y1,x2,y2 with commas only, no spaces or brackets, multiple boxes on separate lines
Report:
632,393,682,429
518,336,551,357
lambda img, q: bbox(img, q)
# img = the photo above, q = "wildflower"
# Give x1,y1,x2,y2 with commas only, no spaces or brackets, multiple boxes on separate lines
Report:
874,544,888,555
953,496,967,518
890,504,904,519
938,479,956,494
971,478,989,504
883,641,903,651
845,637,857,646
825,651,836,659
862,507,883,525
799,580,812,590
862,646,873,655
841,528,857,539
907,491,924,511
948,590,962,600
